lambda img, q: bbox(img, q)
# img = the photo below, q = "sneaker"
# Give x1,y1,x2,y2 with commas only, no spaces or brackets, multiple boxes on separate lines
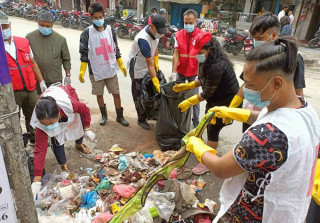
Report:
192,163,210,175
138,121,151,130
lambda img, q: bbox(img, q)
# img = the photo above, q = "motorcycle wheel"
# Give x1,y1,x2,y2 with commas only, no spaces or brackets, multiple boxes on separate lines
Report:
14,11,19,17
308,38,319,49
131,32,137,40
117,29,126,39
80,20,91,31
61,18,70,28
34,15,38,21
71,21,80,29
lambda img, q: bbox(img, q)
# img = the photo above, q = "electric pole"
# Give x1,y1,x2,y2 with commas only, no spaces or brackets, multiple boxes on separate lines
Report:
0,26,39,223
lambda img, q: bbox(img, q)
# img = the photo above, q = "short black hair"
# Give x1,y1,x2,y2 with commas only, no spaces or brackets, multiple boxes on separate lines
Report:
250,12,280,36
151,8,157,12
35,96,59,120
246,36,298,77
280,16,290,28
183,9,198,18
283,4,289,9
89,2,104,16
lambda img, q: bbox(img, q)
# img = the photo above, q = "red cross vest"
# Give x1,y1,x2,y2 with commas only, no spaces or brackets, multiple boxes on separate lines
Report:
175,27,203,77
6,36,36,91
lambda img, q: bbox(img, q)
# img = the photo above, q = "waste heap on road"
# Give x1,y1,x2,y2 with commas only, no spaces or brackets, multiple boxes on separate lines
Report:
36,144,217,223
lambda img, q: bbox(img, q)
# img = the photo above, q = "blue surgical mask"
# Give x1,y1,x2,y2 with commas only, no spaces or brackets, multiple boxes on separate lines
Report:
2,28,12,40
254,35,272,48
243,78,276,108
152,13,157,16
42,120,59,131
196,53,206,63
93,19,105,27
184,24,195,33
39,26,53,36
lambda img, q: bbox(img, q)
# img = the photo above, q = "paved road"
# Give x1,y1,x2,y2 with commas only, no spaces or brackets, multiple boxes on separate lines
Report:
9,16,320,206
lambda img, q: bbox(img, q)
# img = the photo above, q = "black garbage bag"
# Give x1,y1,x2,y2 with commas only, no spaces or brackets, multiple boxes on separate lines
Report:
156,82,194,151
141,70,167,120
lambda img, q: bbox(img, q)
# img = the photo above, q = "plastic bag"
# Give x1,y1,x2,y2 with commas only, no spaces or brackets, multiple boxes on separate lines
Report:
156,82,194,151
95,179,111,191
118,155,128,172
81,191,98,209
148,191,175,222
92,213,113,223
113,184,138,198
141,70,167,120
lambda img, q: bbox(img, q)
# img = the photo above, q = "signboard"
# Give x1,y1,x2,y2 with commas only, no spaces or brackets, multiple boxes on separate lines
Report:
0,146,17,223
0,26,12,86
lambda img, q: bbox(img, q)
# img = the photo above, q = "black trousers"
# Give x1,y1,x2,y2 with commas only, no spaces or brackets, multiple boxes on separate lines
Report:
306,199,320,223
131,77,147,122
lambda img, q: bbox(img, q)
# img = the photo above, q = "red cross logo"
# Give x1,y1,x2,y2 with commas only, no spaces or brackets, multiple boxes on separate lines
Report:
95,38,114,61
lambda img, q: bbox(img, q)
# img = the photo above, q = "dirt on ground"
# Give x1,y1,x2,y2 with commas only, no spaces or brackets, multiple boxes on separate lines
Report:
44,112,225,215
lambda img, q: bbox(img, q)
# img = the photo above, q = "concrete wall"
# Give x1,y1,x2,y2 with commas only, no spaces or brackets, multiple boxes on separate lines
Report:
294,0,317,40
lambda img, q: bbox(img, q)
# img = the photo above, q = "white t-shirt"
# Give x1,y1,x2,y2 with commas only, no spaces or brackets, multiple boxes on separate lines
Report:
289,14,294,26
278,10,285,21
4,38,34,60
174,36,179,48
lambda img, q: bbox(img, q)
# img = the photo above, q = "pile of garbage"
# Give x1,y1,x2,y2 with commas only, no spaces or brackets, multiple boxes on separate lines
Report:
36,144,218,223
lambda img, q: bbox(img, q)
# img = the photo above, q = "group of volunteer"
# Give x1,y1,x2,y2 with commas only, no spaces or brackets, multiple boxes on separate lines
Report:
1,3,320,222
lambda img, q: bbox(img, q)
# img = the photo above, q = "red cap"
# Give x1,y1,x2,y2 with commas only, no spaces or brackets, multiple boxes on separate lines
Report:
190,32,212,56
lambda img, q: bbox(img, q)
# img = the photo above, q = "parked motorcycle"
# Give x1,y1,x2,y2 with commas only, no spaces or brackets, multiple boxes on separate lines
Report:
243,33,254,57
130,22,145,40
221,28,248,56
79,12,92,30
308,29,320,49
116,15,135,39
158,25,179,56
24,6,35,20
60,10,70,28
70,10,81,29
3,2,14,16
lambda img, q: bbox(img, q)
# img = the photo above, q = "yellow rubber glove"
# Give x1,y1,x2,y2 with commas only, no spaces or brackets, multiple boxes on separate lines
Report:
152,77,160,93
79,62,87,83
224,95,244,124
154,55,159,72
117,57,127,77
173,81,196,92
312,158,320,205
178,94,200,112
187,136,217,163
209,106,251,125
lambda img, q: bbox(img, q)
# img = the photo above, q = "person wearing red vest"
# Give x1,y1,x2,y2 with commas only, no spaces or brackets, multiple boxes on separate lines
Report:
172,9,204,128
1,12,46,145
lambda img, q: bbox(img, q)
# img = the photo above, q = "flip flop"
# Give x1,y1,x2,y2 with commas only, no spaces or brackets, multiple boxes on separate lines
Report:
75,144,90,154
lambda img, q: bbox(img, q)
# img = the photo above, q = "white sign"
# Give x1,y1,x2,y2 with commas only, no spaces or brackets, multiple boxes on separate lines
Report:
0,146,17,223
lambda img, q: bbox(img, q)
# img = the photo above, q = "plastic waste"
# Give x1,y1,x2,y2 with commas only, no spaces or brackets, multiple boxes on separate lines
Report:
180,182,197,206
110,144,124,152
95,179,110,191
148,191,175,222
197,176,206,191
58,184,78,200
118,155,128,172
169,168,178,179
74,209,93,223
156,82,193,151
113,184,138,198
92,213,113,223
81,191,98,209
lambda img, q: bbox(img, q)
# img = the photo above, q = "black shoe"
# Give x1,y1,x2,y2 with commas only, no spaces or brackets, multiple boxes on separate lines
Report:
116,107,129,127
99,104,108,126
138,121,151,130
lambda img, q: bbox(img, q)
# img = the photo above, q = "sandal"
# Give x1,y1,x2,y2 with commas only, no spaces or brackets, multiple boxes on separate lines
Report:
61,164,70,173
75,143,90,154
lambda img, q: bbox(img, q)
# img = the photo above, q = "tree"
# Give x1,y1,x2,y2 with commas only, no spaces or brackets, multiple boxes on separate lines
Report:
0,26,39,223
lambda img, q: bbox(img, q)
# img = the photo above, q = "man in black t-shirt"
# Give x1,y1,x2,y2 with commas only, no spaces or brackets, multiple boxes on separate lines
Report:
227,12,306,132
